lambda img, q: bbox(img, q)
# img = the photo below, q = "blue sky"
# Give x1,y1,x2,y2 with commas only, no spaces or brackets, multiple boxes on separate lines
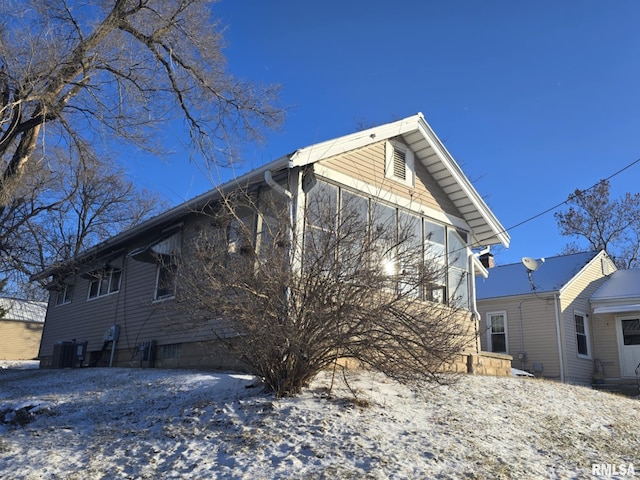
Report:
132,1,640,266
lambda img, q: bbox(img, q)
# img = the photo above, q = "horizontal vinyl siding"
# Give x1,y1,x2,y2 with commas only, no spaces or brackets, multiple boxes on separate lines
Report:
320,141,461,219
591,312,622,379
478,296,561,379
0,320,43,360
559,258,612,384
40,228,227,360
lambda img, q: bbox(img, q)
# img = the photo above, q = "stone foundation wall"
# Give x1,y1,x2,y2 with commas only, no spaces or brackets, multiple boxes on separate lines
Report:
466,351,513,376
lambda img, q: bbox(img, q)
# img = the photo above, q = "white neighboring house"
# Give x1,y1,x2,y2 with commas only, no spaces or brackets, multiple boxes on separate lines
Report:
590,269,640,382
476,250,617,384
0,297,47,360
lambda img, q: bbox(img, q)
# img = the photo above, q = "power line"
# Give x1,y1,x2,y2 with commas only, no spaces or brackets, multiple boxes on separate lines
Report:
503,156,640,234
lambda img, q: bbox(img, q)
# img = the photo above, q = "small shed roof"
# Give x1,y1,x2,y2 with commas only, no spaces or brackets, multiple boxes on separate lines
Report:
476,251,603,300
0,298,47,323
591,269,640,314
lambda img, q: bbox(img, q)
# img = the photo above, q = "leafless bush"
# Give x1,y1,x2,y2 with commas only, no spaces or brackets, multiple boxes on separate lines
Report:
174,186,474,396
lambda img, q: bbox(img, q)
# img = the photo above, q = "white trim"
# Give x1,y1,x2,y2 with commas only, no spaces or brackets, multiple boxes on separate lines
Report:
615,314,640,378
385,140,415,187
290,114,423,167
86,269,121,301
593,304,640,315
153,262,176,302
574,310,591,359
560,250,615,295
486,311,508,353
313,163,471,232
415,119,510,248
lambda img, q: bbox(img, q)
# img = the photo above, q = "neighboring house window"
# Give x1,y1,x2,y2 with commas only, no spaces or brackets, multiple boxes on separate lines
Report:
55,284,73,306
575,312,590,357
88,268,121,299
155,261,177,300
487,312,508,353
385,140,415,187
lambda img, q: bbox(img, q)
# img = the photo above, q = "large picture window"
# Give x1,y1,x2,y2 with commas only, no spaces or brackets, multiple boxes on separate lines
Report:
304,179,471,309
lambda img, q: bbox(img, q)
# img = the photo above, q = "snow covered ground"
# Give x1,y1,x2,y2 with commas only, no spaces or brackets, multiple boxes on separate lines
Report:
1,361,639,479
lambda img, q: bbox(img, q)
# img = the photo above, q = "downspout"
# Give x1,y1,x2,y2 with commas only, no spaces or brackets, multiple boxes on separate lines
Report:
553,293,565,382
264,170,294,251
469,255,481,356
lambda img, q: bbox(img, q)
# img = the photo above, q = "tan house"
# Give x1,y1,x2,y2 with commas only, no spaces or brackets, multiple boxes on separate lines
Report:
35,113,511,372
476,250,617,384
0,297,47,360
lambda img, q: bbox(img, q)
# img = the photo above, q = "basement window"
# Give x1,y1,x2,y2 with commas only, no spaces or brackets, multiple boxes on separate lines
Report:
385,140,414,187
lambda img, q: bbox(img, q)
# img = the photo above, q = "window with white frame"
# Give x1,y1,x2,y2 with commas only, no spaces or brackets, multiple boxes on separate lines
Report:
88,268,121,299
575,312,590,357
385,140,415,187
303,179,472,309
487,312,508,353
155,260,177,300
447,229,470,309
55,284,73,306
424,220,446,304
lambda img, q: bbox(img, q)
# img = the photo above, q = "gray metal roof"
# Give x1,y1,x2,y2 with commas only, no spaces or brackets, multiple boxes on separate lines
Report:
476,251,603,299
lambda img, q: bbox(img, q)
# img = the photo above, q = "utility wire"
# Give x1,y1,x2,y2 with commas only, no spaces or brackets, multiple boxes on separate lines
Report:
501,156,640,235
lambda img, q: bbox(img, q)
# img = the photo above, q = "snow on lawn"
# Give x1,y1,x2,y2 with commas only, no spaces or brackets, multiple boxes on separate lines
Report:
1,363,639,479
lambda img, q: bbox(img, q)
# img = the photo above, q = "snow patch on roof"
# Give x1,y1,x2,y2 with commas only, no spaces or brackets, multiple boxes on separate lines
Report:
591,269,640,301
0,298,47,323
476,251,601,299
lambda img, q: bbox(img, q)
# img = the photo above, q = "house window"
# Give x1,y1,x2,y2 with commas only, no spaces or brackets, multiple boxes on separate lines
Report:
158,343,182,361
88,268,121,299
303,180,472,309
424,220,446,304
155,260,177,300
575,312,590,357
447,229,470,309
55,284,73,306
487,312,507,353
385,140,414,187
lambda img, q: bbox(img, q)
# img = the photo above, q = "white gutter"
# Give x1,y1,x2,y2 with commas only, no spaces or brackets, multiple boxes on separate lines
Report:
553,293,565,382
264,170,292,200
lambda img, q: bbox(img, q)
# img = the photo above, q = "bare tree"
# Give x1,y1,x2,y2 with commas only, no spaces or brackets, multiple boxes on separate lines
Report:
0,150,162,299
0,0,283,207
555,180,640,268
174,186,474,397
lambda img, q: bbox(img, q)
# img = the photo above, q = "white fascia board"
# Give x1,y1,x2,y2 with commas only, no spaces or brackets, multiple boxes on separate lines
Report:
313,164,471,232
472,255,489,278
289,114,423,168
416,118,510,249
592,304,640,315
559,250,613,295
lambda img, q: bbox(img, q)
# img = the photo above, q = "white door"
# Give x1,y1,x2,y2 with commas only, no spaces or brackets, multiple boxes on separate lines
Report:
617,317,640,377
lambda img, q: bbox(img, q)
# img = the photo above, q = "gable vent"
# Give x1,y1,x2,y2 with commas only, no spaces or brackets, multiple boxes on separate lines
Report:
393,148,406,180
